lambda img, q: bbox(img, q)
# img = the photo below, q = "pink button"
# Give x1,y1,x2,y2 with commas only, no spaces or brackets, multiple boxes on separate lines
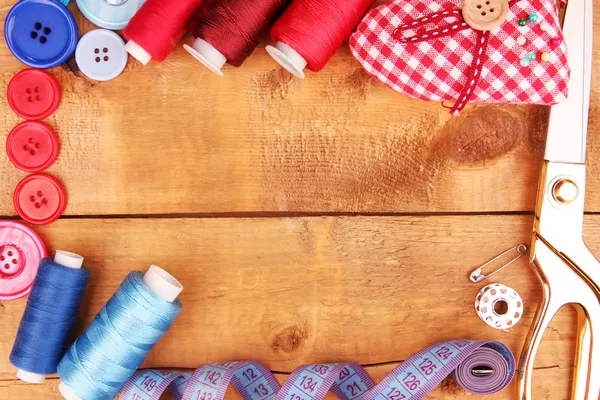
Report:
0,221,47,300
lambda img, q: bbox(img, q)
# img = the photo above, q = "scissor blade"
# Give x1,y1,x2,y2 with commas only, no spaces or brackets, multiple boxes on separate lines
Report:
545,0,593,164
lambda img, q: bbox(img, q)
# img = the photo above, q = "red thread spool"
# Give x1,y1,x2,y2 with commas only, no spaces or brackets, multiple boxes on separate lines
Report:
268,0,375,78
185,0,291,76
123,0,206,64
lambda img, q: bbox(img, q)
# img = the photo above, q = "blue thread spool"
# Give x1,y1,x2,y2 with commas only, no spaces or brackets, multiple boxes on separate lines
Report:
10,251,90,384
57,265,183,400
4,0,78,68
77,0,146,30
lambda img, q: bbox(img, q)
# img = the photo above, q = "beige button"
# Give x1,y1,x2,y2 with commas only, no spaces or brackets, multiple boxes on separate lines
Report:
462,0,509,31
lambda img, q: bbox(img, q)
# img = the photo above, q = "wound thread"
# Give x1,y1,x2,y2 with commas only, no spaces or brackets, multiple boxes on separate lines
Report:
189,0,291,67
10,258,90,376
270,0,375,72
57,271,182,399
123,0,206,63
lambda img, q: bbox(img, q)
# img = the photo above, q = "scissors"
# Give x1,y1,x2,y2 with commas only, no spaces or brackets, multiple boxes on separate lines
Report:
517,0,600,398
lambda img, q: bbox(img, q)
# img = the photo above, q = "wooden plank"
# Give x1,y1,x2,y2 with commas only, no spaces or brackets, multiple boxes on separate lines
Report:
0,215,587,398
0,6,599,215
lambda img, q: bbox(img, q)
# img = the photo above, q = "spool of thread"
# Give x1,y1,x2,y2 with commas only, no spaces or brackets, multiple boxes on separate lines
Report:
267,0,375,78
475,284,523,330
123,0,206,65
10,251,90,384
57,265,183,400
185,0,291,75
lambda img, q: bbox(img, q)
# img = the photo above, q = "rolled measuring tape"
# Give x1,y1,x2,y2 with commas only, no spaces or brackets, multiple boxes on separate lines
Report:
120,340,515,400
76,0,145,30
475,284,523,330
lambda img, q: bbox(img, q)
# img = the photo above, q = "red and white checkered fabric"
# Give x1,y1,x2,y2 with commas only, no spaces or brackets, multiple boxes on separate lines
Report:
349,0,569,106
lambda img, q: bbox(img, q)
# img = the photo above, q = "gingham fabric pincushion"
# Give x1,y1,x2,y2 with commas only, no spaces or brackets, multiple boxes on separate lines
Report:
349,0,569,114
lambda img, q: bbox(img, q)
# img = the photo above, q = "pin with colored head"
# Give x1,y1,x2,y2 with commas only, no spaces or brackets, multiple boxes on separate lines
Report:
266,41,308,79
15,251,84,384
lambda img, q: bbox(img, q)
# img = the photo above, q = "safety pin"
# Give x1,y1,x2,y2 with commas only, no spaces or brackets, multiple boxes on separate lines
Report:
469,244,528,283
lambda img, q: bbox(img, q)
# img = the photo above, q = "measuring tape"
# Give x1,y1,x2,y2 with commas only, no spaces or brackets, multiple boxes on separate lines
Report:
120,340,515,400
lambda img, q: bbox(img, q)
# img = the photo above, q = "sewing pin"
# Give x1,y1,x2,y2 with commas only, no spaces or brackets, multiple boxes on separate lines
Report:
469,244,528,283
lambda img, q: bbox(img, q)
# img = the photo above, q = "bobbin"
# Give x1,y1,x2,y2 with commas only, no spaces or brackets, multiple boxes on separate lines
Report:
76,0,143,30
475,283,523,330
15,250,84,384
184,38,227,76
266,42,307,78
124,40,152,65
57,265,183,400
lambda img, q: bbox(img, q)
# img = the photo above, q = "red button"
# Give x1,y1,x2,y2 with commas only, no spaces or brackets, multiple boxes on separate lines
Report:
0,221,47,300
7,69,61,120
6,121,59,172
14,174,67,225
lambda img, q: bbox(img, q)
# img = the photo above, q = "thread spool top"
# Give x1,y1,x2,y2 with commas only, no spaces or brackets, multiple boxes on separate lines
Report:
183,38,227,76
59,381,82,400
143,265,183,302
54,250,83,269
16,369,46,384
266,42,307,78
16,250,85,384
124,40,152,65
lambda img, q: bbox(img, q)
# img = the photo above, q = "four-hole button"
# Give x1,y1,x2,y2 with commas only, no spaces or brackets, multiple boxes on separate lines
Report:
30,21,52,44
0,221,47,300
7,69,61,120
0,244,25,277
75,29,128,81
14,174,67,225
462,0,509,31
4,0,78,68
7,121,59,172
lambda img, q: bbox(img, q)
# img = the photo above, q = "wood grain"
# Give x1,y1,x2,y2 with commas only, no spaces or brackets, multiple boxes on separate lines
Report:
0,215,590,399
0,5,598,215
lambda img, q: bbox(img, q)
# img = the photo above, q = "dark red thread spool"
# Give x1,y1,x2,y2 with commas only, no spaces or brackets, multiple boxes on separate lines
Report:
123,0,206,64
185,0,291,76
267,0,375,78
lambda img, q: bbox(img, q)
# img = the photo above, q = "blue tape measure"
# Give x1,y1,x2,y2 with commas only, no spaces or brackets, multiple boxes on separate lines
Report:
120,340,515,400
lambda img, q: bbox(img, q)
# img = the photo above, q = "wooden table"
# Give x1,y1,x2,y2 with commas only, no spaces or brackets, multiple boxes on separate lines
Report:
1,1,598,399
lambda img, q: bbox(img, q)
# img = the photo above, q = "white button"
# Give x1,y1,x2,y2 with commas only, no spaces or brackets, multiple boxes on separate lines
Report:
75,29,128,82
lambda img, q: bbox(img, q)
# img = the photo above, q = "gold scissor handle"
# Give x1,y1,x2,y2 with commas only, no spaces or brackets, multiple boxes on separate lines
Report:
519,239,600,400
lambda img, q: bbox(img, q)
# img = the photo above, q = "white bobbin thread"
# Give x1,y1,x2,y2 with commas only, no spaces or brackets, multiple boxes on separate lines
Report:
184,38,227,76
125,40,152,65
474,283,523,330
58,265,183,400
266,42,307,78
16,251,84,385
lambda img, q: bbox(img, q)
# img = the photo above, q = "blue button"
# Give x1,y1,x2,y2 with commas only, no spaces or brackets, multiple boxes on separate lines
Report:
76,0,145,30
4,0,78,69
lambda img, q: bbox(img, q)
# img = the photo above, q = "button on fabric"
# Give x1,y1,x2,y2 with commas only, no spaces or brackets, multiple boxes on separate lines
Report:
76,0,143,30
7,69,61,120
14,174,67,225
4,0,78,69
7,121,59,172
75,29,128,81
0,221,47,300
462,0,509,31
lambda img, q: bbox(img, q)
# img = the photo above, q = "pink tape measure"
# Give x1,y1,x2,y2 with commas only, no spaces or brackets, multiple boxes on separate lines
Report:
120,340,515,400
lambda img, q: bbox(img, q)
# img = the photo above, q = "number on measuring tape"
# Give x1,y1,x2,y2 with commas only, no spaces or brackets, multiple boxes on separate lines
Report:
120,341,514,400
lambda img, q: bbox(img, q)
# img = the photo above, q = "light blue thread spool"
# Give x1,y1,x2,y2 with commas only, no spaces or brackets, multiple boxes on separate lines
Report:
57,266,183,400
76,0,146,30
